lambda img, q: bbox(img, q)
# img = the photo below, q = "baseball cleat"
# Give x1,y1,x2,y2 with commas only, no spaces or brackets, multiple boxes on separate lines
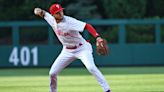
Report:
106,90,111,92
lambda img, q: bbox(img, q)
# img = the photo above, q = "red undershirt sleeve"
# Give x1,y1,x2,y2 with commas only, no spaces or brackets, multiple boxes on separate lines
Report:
84,23,100,38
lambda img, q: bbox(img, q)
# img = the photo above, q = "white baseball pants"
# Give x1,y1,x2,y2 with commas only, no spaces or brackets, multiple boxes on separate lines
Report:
49,43,110,92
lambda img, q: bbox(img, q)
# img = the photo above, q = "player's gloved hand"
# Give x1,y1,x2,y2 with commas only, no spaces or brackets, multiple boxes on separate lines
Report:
96,37,109,56
34,8,45,18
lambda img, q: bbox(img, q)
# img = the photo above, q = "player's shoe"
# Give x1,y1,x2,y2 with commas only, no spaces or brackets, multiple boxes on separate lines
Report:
106,90,111,92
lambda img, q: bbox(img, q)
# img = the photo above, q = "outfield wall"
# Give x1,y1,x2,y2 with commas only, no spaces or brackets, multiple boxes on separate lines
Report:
0,20,164,68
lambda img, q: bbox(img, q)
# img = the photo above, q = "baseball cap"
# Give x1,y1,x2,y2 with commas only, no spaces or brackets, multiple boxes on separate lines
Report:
49,4,64,15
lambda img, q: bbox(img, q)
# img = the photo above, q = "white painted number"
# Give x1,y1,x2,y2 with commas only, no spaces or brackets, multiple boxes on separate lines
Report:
20,47,30,66
9,47,38,66
31,47,38,66
9,47,19,66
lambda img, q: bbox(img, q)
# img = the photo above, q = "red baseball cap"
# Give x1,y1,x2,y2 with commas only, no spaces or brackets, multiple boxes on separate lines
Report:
49,4,64,15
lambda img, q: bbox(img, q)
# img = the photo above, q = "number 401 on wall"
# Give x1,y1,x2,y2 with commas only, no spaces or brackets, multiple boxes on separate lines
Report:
9,46,38,66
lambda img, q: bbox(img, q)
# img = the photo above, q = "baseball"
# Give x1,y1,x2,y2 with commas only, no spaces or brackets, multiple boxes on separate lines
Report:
34,8,41,15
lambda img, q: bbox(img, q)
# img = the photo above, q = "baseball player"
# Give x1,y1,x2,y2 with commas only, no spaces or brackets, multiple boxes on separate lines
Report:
34,3,111,92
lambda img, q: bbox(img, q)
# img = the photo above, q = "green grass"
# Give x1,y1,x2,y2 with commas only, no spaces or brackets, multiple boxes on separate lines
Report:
0,67,164,92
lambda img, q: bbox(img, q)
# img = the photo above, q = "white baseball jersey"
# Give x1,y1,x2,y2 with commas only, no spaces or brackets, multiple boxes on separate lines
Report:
44,12,87,47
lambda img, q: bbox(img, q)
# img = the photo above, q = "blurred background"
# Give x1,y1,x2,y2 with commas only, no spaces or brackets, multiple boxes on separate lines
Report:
0,0,164,68
0,0,164,92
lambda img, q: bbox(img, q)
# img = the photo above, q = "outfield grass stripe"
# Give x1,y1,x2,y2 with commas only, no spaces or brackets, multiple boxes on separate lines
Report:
1,67,164,76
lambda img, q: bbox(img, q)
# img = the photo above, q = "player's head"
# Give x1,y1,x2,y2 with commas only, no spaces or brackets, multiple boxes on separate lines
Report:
49,4,64,15
49,4,64,20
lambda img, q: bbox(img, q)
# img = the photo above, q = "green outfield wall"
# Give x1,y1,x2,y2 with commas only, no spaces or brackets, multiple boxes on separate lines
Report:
0,20,164,68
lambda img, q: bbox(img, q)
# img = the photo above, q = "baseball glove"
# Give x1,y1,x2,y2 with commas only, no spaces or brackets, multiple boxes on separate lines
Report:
96,37,109,56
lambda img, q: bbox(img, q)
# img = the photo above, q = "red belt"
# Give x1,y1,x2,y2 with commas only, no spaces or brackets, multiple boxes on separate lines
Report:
66,43,83,49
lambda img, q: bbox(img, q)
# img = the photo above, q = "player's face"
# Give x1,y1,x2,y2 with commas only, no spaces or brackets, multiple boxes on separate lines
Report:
53,10,64,21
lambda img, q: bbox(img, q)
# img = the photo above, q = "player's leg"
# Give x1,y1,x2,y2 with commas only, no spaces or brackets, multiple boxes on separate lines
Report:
76,50,111,92
49,49,76,92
